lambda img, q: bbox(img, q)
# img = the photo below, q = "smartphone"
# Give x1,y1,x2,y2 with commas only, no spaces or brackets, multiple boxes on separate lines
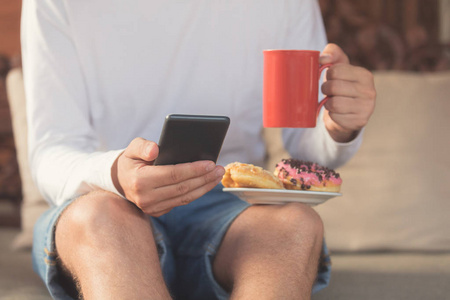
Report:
154,114,230,165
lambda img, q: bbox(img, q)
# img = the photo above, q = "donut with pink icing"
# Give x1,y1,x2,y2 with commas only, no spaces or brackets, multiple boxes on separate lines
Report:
274,158,342,192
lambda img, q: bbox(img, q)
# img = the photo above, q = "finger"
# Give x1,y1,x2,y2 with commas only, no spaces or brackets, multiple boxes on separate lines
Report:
149,208,173,218
151,166,225,201
319,43,350,65
124,137,159,162
134,201,173,217
323,96,360,115
147,160,217,187
147,177,223,214
321,79,361,98
328,112,368,132
326,64,374,85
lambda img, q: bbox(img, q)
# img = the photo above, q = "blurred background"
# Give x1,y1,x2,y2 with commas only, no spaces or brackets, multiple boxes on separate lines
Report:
1,0,449,227
1,0,22,227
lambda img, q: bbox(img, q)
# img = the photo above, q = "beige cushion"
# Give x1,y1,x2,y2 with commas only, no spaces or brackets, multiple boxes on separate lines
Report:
6,68,49,250
265,71,450,252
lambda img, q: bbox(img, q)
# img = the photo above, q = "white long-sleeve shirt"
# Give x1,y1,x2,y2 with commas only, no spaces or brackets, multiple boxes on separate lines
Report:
21,0,363,206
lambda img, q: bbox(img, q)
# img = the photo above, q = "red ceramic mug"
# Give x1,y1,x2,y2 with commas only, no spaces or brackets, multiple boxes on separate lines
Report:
263,50,332,128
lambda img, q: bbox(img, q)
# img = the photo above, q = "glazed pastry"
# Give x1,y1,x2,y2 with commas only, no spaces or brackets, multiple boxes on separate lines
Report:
222,162,284,189
274,158,342,192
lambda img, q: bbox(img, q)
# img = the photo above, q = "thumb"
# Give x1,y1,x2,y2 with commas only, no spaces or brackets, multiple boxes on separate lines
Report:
124,137,159,162
319,43,350,65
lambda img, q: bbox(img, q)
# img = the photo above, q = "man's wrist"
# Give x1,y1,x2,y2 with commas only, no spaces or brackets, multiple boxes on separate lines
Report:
323,112,359,143
327,126,359,143
111,154,125,197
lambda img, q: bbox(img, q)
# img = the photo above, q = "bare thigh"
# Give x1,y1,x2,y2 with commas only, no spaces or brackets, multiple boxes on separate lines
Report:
212,203,324,299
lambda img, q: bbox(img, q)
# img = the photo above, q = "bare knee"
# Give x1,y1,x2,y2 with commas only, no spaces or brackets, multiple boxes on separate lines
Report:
274,203,324,241
255,203,325,272
262,203,324,257
55,190,148,248
228,202,324,254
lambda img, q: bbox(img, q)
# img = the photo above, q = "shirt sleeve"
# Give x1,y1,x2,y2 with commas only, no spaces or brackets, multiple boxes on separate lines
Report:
21,0,124,206
283,111,364,170
281,0,364,169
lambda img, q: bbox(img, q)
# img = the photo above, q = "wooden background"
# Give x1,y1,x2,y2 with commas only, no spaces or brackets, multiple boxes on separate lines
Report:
0,0,21,225
0,0,21,57
319,0,449,71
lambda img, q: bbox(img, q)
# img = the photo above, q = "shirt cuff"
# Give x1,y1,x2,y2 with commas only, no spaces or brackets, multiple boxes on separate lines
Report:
319,119,365,165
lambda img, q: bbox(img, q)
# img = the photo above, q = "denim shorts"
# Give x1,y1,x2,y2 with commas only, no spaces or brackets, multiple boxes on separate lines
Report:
32,184,331,299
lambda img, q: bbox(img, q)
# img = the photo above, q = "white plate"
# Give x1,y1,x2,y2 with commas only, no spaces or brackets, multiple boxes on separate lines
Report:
223,188,341,206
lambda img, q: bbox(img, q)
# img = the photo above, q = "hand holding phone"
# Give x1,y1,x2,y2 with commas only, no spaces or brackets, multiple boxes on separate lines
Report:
112,136,225,216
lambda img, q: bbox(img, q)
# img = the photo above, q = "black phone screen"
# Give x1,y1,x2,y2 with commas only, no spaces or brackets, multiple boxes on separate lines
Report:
154,114,230,165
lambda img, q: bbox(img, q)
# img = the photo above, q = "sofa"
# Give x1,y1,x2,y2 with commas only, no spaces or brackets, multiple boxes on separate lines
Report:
1,69,449,300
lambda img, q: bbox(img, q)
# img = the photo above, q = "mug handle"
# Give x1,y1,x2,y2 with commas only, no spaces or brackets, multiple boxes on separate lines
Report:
316,63,333,118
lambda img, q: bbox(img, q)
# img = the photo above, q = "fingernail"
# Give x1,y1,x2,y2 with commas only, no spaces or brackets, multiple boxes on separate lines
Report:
145,145,152,156
216,168,225,177
205,162,215,172
320,53,332,59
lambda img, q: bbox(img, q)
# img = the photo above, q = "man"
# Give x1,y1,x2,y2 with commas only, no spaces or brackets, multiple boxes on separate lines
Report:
22,0,375,299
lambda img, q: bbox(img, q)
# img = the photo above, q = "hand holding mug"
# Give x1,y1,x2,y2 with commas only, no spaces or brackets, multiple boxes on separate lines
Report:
262,44,376,143
319,43,376,142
